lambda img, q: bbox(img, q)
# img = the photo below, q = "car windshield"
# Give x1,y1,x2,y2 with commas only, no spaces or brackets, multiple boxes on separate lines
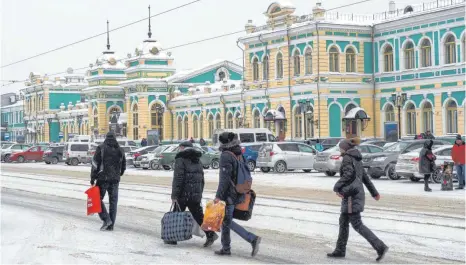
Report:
2,144,13,149
384,142,410,152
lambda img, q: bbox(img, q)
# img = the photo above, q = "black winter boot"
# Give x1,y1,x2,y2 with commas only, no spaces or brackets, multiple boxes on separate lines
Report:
214,249,231,256
376,245,389,262
424,180,432,192
100,220,113,231
251,236,261,257
327,250,345,258
164,241,177,245
203,233,218,247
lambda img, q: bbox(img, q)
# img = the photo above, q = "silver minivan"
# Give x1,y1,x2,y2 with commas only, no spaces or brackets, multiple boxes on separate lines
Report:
212,128,276,147
64,142,90,166
256,142,317,173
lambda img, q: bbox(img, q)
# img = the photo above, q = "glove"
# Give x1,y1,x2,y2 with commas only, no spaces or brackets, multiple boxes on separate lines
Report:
90,179,95,186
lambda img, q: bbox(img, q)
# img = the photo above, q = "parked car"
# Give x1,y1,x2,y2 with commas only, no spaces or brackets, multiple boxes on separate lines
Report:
313,144,383,176
1,143,31,162
201,146,219,153
82,144,98,164
93,138,137,147
396,146,457,183
364,139,448,180
64,142,91,166
128,145,159,167
435,135,465,144
157,145,220,170
257,142,318,173
43,146,65,164
212,128,276,147
139,145,174,170
361,140,387,148
320,138,344,151
241,143,263,171
9,146,45,163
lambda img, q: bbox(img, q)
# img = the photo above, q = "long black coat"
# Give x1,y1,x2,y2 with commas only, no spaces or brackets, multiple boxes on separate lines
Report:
334,148,379,213
419,140,436,174
91,138,126,184
171,148,205,203
215,143,241,205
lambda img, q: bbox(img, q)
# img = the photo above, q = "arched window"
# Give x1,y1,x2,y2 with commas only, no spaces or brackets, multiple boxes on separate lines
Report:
385,104,395,122
177,117,182,139
384,45,394,72
276,53,283,78
199,114,204,139
420,39,432,67
183,116,189,139
150,103,164,140
404,41,415,69
422,101,433,133
108,106,120,126
234,112,241,128
262,56,269,80
445,34,456,64
253,109,260,128
252,57,259,81
218,71,226,81
446,100,458,134
294,107,302,138
305,48,312,75
406,103,416,135
329,46,339,72
462,35,466,62
208,114,214,138
293,50,301,76
345,103,356,115
215,113,221,129
193,115,198,138
345,47,356,72
226,113,233,129
132,105,138,140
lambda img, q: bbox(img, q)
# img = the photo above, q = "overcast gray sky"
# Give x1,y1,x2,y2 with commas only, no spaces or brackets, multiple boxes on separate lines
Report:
1,0,419,94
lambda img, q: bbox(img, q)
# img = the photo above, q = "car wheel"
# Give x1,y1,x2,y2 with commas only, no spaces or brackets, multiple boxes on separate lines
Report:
409,176,421,182
386,164,400,180
370,174,381,179
4,154,10,163
324,171,337,177
51,157,59,164
274,161,287,173
71,158,79,166
247,160,256,172
432,168,442,183
260,167,271,173
203,165,210,169
303,169,312,173
45,161,51,164
163,165,171,170
150,161,159,170
211,159,220,170
17,156,25,163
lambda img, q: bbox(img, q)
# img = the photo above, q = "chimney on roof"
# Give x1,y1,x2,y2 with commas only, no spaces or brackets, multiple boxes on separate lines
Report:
313,0,326,20
245,19,256,33
389,1,396,14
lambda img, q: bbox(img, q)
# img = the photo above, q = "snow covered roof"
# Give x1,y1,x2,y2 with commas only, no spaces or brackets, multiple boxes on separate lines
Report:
1,100,23,110
166,59,243,83
90,51,126,71
170,79,242,102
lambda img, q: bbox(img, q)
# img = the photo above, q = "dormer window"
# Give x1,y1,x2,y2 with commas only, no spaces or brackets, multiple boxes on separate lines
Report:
219,71,226,81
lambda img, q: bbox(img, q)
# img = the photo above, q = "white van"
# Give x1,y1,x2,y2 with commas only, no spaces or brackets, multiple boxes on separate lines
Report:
64,142,91,166
212,128,276,146
93,138,137,147
69,135,91,143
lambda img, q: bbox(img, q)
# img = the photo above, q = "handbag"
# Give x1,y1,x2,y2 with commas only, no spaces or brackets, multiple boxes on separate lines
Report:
233,190,256,221
84,186,101,215
161,202,193,242
189,213,205,238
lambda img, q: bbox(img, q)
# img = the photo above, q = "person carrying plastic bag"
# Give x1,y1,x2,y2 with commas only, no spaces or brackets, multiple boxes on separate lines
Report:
213,132,261,257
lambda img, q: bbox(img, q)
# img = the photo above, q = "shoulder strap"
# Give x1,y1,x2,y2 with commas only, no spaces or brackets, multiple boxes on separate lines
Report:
100,146,105,172
224,151,241,161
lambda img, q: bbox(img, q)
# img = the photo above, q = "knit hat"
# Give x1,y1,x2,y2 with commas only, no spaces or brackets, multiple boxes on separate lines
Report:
338,137,361,151
456,134,462,140
106,131,116,140
219,132,237,145
179,141,193,148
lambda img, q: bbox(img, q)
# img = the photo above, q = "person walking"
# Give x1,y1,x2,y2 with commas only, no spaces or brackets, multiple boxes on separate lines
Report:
214,132,261,257
189,137,195,144
199,138,206,147
328,138,388,262
452,134,465,189
424,130,435,140
167,141,218,246
141,138,148,147
90,131,126,231
419,139,436,192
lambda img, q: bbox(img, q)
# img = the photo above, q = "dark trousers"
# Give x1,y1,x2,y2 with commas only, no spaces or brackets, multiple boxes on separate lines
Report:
335,212,385,253
98,182,119,226
178,201,215,239
221,204,257,251
424,174,431,185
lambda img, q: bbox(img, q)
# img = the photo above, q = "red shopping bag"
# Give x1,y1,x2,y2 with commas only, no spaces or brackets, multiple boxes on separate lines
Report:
85,186,102,215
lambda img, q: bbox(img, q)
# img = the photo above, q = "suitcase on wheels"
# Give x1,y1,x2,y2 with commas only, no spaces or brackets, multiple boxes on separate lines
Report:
441,162,454,191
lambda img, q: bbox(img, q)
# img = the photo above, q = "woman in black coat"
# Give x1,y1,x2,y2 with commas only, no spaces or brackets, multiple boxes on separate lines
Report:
328,138,388,262
419,139,436,192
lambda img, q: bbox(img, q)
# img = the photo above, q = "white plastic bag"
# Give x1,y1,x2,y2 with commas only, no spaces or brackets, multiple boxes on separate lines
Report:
190,213,205,238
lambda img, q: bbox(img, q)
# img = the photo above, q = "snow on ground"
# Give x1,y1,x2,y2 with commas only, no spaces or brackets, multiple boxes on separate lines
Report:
2,171,465,263
3,162,465,200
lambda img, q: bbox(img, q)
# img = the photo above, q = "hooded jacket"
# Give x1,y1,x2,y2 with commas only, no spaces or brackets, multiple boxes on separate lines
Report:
334,148,379,213
215,138,242,205
171,147,205,203
452,140,465,165
91,135,126,184
419,140,436,174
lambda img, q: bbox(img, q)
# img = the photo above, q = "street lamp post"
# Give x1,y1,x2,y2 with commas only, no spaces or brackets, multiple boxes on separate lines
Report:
390,92,408,139
47,117,53,142
299,99,314,140
77,115,83,135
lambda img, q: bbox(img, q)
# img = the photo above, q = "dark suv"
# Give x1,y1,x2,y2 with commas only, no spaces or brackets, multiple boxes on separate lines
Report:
43,146,65,164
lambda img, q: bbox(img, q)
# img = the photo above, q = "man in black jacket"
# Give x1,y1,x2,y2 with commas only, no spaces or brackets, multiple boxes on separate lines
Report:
419,139,436,192
168,141,218,247
214,132,261,257
90,132,126,231
328,138,388,262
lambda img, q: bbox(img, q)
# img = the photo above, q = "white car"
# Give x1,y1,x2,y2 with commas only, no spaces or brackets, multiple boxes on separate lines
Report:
137,145,173,170
395,146,456,183
256,142,317,173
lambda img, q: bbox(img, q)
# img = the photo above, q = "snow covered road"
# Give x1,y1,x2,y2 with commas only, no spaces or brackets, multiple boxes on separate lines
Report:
1,163,465,264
